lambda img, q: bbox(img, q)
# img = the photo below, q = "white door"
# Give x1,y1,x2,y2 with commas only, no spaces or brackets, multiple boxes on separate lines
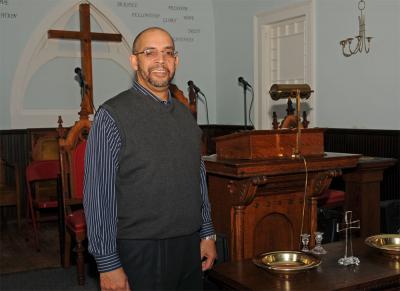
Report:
254,1,315,129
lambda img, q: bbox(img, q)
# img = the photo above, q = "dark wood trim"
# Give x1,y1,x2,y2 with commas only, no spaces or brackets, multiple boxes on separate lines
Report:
324,128,399,201
325,128,399,137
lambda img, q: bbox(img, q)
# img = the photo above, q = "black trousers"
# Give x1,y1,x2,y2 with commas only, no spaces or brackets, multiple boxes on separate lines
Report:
117,232,203,290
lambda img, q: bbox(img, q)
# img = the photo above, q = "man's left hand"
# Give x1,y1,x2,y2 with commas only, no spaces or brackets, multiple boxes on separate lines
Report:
200,239,217,271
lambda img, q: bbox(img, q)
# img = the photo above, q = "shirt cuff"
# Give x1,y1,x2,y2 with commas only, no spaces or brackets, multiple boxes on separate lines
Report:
93,252,122,273
199,221,216,239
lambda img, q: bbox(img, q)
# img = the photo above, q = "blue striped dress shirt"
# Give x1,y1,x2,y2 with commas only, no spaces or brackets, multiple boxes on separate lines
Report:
83,81,215,272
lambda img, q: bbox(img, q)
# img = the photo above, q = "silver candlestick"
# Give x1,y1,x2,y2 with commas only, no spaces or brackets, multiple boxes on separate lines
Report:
311,232,327,255
300,233,311,252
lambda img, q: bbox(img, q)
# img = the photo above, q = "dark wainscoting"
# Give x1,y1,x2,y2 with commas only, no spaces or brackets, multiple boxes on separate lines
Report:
1,128,59,220
324,128,399,201
1,127,398,220
0,130,30,220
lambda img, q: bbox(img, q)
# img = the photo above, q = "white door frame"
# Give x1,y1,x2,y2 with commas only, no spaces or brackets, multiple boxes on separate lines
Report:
253,0,315,130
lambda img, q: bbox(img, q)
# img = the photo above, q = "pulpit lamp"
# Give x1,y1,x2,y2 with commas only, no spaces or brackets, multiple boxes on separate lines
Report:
268,83,314,159
269,84,313,101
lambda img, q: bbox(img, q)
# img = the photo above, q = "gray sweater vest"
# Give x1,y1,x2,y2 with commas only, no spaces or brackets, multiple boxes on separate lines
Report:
102,89,202,239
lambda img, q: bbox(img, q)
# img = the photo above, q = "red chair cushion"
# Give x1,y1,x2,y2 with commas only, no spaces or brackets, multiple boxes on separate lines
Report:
66,209,86,233
71,141,86,199
320,189,345,206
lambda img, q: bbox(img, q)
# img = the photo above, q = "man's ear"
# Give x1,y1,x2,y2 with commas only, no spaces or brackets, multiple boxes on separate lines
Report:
175,55,180,67
130,54,138,71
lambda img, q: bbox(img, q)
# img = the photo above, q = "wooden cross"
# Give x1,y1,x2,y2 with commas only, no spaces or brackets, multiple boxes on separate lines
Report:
48,3,122,119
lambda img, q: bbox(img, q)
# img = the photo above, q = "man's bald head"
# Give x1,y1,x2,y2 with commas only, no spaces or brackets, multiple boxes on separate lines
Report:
132,27,175,54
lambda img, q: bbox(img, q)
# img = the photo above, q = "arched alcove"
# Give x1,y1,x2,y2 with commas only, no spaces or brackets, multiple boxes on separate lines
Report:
10,1,132,128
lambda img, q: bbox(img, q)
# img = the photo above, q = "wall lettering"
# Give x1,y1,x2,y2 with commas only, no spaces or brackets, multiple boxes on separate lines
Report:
168,5,188,11
0,0,17,19
163,17,176,23
116,1,137,8
173,36,194,43
0,12,17,18
188,28,200,34
131,12,160,18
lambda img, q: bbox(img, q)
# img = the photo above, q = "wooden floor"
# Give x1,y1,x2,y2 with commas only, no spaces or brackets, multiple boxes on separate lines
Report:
0,219,60,274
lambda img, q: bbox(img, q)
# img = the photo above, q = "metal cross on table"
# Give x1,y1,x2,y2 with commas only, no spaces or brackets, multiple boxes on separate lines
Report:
336,211,361,266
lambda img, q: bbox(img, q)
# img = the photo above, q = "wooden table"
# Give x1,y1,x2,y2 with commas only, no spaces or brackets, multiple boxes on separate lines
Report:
204,152,360,261
204,153,396,261
208,239,400,290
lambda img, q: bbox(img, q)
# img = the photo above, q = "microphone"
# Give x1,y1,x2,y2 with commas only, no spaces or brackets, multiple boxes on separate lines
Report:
187,80,209,124
74,67,83,78
238,76,252,88
74,67,85,88
187,80,202,94
238,77,253,129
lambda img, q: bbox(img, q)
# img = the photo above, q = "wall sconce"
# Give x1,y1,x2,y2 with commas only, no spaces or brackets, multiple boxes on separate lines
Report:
340,0,373,57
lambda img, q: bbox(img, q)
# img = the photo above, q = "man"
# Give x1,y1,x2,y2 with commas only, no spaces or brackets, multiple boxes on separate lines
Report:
83,27,217,290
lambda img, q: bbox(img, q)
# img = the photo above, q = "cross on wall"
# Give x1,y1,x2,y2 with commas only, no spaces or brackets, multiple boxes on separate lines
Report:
48,3,122,120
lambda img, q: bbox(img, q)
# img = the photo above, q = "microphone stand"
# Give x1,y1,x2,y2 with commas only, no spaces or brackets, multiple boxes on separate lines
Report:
77,72,92,112
242,83,248,130
198,91,210,125
80,81,86,103
75,70,86,103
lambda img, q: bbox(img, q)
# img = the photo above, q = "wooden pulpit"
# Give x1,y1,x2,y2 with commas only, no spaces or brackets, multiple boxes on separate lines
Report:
204,129,361,261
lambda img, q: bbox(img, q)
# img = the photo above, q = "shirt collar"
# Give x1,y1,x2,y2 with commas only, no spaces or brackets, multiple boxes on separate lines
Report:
132,80,171,105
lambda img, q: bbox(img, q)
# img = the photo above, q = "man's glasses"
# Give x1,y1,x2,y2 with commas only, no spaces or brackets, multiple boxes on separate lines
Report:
133,48,178,60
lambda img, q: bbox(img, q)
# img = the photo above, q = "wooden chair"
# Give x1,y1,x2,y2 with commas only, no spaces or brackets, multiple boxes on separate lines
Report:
58,116,91,285
317,188,345,243
319,189,345,209
25,159,60,250
29,128,60,161
27,128,60,228
169,83,197,119
0,159,21,228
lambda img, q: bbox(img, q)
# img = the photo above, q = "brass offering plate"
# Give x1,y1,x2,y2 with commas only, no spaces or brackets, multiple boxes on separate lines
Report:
365,234,400,259
253,251,321,275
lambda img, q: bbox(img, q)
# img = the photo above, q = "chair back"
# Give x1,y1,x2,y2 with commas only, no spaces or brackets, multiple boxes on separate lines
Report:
58,117,91,202
31,135,59,161
70,141,87,199
26,160,60,183
25,160,60,203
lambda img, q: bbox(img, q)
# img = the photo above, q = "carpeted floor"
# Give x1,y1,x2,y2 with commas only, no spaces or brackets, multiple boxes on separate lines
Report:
0,221,100,290
0,221,219,290
0,221,60,274
0,265,100,290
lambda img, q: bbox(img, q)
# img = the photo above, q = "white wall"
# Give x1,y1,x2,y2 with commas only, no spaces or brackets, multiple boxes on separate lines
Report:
0,0,216,129
212,0,304,126
213,0,400,130
1,0,399,130
314,0,400,130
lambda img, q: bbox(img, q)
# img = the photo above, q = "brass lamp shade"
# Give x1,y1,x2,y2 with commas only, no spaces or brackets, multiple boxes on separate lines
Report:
269,84,313,100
